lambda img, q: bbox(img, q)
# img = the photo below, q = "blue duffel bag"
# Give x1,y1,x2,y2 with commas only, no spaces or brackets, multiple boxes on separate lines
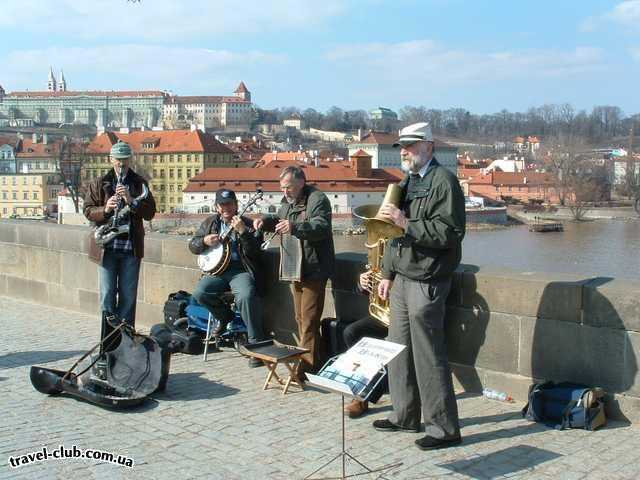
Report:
521,381,606,431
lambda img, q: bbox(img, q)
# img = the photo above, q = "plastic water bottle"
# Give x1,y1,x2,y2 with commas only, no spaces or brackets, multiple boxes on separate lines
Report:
483,388,513,402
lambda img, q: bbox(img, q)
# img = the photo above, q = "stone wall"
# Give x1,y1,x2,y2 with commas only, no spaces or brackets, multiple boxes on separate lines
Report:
1,219,638,422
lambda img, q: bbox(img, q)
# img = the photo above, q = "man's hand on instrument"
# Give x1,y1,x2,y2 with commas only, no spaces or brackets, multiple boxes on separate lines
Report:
253,218,264,231
204,234,220,247
378,279,392,301
359,271,372,292
275,219,292,235
231,216,246,234
379,204,408,230
115,184,132,205
105,195,119,214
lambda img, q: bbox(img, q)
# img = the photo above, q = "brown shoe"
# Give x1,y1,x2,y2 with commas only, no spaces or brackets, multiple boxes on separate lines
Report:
345,399,369,418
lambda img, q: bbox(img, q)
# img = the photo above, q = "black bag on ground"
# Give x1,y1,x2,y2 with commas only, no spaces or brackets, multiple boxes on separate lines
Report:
164,290,191,327
521,381,606,431
150,321,203,356
320,317,356,361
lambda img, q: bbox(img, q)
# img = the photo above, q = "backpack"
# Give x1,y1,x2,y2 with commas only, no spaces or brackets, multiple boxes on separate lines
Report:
521,381,606,431
163,290,191,328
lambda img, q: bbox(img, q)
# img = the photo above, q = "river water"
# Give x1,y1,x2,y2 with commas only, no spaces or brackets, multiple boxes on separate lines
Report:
333,218,640,281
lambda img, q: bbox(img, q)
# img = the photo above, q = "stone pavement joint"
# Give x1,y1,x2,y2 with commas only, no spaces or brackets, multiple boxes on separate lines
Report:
1,295,639,480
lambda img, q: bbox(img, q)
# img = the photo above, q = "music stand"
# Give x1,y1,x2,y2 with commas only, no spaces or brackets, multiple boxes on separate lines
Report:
305,357,402,480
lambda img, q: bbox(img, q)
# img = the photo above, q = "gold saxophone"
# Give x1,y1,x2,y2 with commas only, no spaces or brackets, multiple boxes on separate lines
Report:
353,184,404,327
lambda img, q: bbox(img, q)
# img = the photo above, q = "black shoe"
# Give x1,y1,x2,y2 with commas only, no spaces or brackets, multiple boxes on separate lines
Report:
248,357,263,368
372,419,418,433
415,435,462,451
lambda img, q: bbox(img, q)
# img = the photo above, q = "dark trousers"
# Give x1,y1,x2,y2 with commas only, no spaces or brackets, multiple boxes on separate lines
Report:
193,263,264,343
343,316,389,403
387,275,460,439
290,278,327,374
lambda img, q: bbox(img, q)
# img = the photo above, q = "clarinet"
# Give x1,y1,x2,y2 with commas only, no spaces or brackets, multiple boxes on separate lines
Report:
112,171,125,228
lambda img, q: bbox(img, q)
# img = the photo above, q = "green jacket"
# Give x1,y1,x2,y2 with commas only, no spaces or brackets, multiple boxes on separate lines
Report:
262,184,335,281
382,158,466,282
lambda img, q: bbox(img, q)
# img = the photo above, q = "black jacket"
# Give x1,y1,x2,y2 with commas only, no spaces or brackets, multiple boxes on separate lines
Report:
189,213,266,295
382,158,466,282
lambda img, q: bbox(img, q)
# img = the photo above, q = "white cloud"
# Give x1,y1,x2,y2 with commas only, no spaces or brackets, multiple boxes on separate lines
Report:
0,0,346,40
630,47,640,61
581,0,640,32
325,41,605,85
1,45,287,93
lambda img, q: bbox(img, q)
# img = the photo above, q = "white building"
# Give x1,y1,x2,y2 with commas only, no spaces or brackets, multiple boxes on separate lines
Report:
182,150,403,215
348,131,459,173
163,82,252,131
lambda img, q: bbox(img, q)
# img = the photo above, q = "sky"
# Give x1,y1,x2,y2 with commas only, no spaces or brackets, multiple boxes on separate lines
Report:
1,0,639,115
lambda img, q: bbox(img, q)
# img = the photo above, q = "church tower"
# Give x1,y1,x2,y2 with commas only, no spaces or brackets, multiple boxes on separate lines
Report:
234,81,251,102
47,67,57,91
58,69,67,92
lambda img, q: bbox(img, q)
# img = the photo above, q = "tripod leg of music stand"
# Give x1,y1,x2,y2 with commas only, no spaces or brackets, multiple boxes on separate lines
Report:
342,394,346,478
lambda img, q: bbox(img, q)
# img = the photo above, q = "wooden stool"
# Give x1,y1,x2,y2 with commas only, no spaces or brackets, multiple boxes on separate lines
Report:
239,340,310,396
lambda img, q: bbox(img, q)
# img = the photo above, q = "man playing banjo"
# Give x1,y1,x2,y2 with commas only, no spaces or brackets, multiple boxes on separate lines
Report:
189,188,266,367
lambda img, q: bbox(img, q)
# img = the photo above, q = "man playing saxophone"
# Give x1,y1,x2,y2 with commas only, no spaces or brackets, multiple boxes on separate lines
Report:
372,122,466,451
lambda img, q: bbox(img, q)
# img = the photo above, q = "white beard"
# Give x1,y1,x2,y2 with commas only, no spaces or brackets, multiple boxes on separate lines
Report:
401,158,427,174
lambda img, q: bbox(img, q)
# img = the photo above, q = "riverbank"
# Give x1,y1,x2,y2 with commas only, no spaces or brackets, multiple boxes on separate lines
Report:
508,205,639,224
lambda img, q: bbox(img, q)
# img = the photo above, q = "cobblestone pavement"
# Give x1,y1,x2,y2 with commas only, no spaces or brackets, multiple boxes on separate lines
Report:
1,296,639,480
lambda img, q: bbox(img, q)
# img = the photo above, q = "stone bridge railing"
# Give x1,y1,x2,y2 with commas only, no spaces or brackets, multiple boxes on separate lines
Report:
1,219,638,422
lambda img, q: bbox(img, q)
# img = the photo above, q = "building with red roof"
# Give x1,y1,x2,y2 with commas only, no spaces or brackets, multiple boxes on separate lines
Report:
84,129,236,213
0,70,252,131
466,170,559,204
163,81,252,130
182,150,404,214
1,71,165,128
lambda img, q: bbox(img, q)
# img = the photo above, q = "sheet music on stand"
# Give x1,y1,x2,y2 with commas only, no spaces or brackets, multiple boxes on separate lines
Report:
304,337,405,480
306,337,405,400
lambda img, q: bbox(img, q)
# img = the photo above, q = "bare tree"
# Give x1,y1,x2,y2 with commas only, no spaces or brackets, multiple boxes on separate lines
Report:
543,134,588,207
56,128,89,213
568,163,610,221
622,124,639,200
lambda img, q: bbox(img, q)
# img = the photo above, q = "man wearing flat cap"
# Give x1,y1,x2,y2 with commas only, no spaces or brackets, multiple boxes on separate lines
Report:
373,122,466,450
189,188,266,367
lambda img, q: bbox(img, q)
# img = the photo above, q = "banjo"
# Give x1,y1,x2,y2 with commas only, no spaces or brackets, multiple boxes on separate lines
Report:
197,189,263,275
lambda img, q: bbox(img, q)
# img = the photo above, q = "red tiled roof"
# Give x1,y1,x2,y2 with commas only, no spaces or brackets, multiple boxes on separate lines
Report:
468,171,555,186
8,90,166,98
356,131,398,145
351,149,372,158
0,135,17,146
86,130,234,155
184,166,404,193
16,138,63,158
165,95,249,104
259,152,311,164
457,167,485,180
